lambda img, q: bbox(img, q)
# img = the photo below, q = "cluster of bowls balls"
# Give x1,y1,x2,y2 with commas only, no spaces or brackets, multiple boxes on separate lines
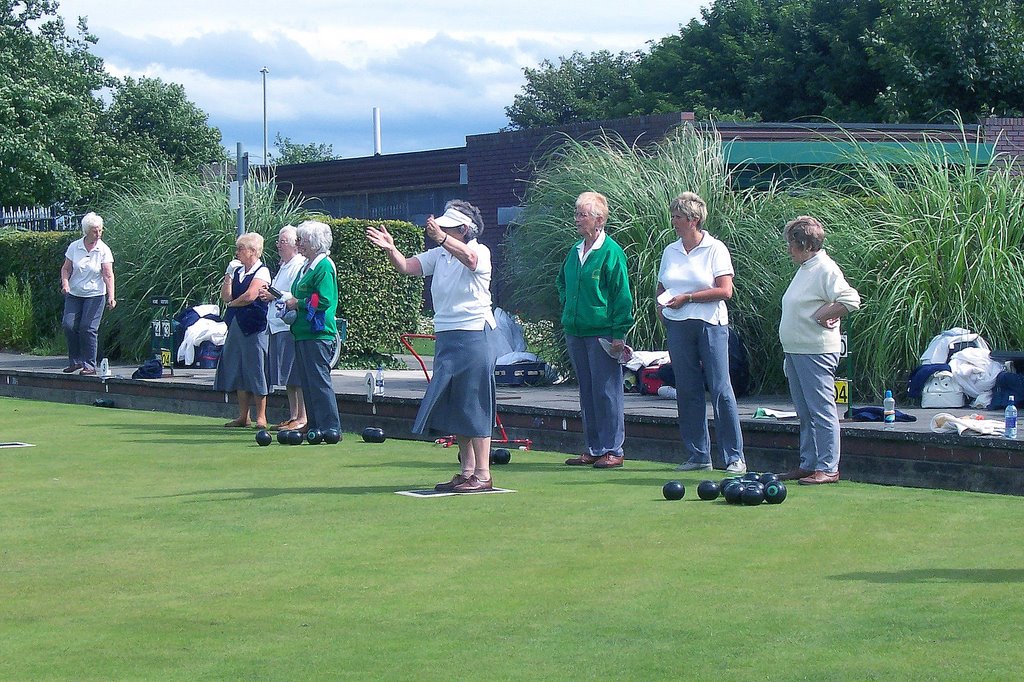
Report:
255,426,386,447
662,472,788,505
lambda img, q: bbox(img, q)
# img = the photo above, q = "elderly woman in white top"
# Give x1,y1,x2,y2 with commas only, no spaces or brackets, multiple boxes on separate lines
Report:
257,225,308,431
656,192,746,474
366,200,498,493
60,212,116,376
777,216,860,485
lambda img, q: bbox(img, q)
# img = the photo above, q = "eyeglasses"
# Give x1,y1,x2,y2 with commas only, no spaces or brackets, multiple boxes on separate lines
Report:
575,212,596,219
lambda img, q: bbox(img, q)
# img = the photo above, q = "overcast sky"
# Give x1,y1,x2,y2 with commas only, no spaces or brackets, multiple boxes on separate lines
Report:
55,0,705,162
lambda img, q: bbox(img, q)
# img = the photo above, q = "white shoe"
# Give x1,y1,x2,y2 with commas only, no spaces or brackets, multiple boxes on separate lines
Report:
725,461,747,474
675,460,713,471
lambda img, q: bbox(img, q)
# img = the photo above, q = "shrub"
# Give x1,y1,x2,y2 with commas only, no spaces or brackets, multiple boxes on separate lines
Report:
0,275,36,349
324,217,424,355
0,231,77,342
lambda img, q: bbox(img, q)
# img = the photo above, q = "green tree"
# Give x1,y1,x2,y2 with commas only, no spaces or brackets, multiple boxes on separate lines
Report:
104,76,225,177
0,1,226,208
636,0,884,122
0,0,113,206
504,50,645,129
865,0,1024,121
273,133,338,164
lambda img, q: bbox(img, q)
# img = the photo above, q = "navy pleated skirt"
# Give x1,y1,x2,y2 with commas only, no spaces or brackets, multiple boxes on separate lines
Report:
412,326,497,438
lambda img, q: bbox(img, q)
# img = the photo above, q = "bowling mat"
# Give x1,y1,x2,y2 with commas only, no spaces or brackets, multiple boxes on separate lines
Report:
396,487,516,498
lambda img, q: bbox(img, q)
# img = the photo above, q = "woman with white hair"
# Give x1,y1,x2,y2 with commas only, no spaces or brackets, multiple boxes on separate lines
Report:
258,225,308,431
60,212,116,375
282,220,341,435
366,200,498,493
215,232,272,429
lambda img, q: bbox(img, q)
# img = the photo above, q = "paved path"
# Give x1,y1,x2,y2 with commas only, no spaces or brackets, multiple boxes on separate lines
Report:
0,351,984,436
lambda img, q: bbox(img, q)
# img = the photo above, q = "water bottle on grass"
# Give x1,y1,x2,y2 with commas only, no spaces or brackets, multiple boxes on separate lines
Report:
883,390,895,430
1005,395,1017,439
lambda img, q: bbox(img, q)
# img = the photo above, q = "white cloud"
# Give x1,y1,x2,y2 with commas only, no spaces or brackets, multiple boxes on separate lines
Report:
56,1,705,160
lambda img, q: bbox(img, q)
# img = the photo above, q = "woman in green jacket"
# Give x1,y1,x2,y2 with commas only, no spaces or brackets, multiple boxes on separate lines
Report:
557,191,635,469
283,220,341,435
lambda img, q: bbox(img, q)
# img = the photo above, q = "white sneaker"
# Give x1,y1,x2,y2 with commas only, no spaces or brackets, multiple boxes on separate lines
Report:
725,461,747,474
675,460,713,471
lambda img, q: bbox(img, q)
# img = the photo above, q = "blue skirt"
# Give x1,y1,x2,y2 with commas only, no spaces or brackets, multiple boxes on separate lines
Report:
412,327,497,437
213,319,269,395
267,330,298,387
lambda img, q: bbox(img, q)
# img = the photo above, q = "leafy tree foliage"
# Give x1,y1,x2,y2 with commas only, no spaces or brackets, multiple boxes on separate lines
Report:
273,133,339,164
866,0,1024,121
506,0,1023,127
105,77,225,176
504,51,645,129
0,0,223,208
1,1,112,205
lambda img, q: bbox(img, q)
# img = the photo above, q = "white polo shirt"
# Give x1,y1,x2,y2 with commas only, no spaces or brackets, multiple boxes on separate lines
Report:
657,232,734,325
416,240,496,332
267,253,308,334
65,238,114,297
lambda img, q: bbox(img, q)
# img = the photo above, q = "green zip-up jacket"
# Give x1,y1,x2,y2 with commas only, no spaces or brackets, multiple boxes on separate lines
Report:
290,255,338,342
556,235,634,339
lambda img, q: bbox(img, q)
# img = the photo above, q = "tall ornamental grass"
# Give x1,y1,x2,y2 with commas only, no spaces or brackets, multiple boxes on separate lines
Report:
503,126,789,387
0,275,35,349
504,123,1024,397
804,131,1024,396
97,171,303,360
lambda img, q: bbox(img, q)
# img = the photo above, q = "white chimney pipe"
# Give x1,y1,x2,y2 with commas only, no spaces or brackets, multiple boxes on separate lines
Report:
373,107,382,156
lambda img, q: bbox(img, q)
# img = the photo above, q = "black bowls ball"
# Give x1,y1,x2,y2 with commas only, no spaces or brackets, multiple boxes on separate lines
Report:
306,429,324,445
741,472,761,482
255,429,272,446
277,430,291,445
696,480,720,501
361,427,386,443
322,428,341,444
662,480,685,501
286,429,304,445
723,480,745,504
490,448,511,465
758,472,780,486
741,483,765,506
764,480,788,504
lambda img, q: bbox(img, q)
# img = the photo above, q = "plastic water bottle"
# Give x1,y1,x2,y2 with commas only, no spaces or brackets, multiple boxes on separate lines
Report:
375,364,385,396
883,390,896,430
1005,395,1018,439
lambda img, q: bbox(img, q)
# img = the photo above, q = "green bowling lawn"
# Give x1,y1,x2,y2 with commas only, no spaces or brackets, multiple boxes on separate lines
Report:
2,397,1022,680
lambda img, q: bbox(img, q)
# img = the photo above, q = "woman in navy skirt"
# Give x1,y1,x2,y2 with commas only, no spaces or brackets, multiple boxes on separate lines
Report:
214,232,271,429
366,200,498,493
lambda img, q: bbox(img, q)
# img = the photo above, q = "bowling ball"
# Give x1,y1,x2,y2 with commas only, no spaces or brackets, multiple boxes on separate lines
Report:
277,430,290,445
696,480,720,501
490,448,511,465
764,481,788,504
361,427,386,443
741,482,765,506
306,429,324,445
255,429,272,447
723,480,744,504
741,472,760,481
758,472,780,486
662,480,685,501
322,428,341,444
286,429,304,445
